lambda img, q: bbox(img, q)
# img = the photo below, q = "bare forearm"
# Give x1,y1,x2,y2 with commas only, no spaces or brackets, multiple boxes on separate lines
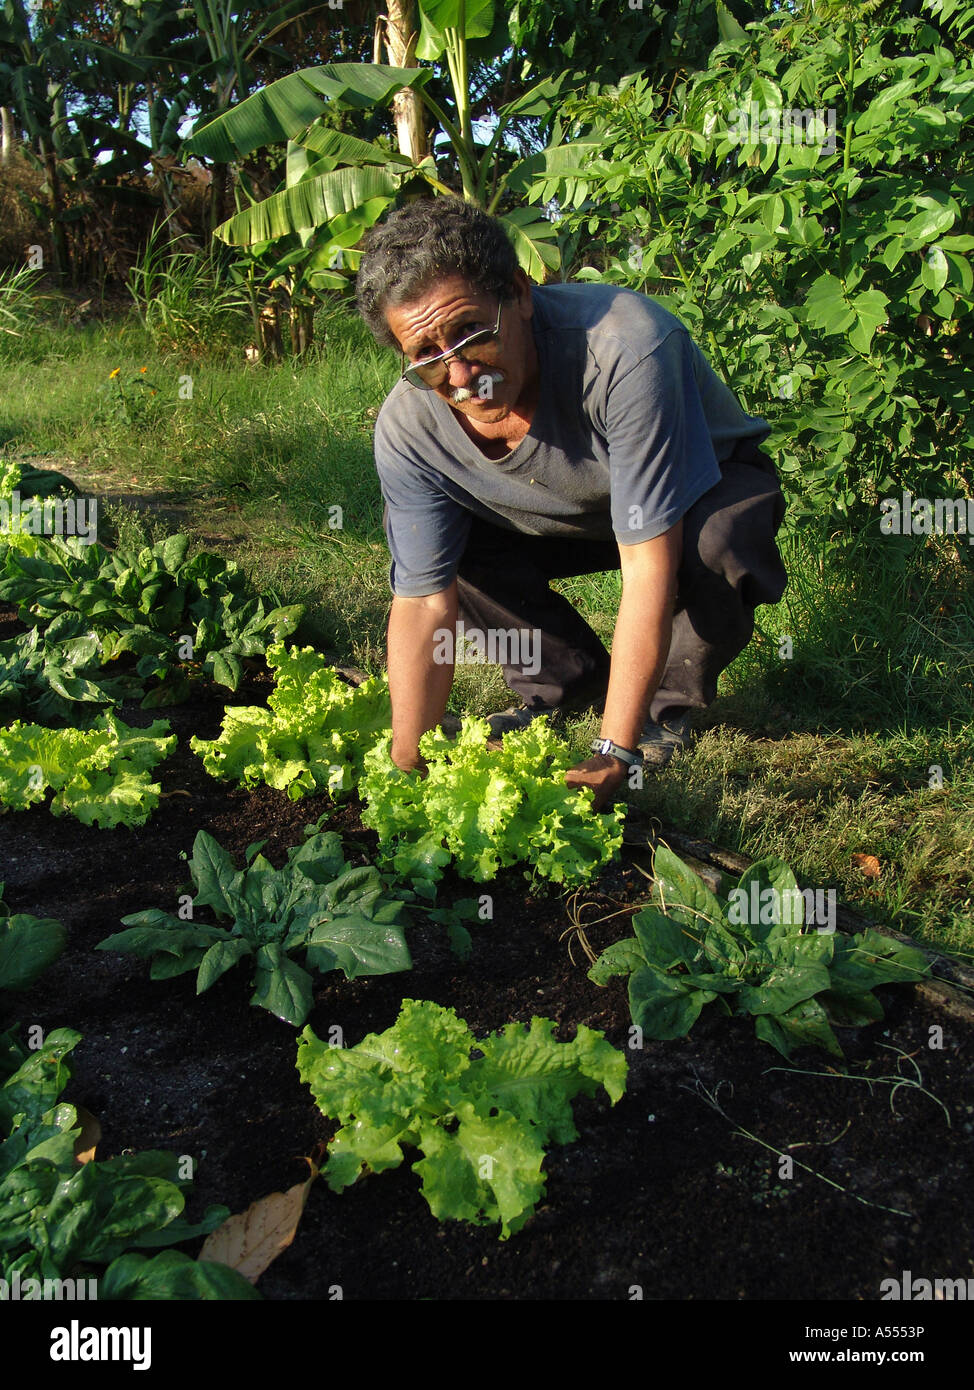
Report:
387,584,457,769
599,524,681,752
600,588,673,751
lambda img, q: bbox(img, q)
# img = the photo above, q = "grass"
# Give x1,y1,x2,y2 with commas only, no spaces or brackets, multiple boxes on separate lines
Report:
2,296,972,959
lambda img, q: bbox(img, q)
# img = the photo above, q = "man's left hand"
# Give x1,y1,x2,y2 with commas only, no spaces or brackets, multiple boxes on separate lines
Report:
565,754,629,811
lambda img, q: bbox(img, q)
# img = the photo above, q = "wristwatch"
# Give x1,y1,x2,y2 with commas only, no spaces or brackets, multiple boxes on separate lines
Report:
591,737,642,767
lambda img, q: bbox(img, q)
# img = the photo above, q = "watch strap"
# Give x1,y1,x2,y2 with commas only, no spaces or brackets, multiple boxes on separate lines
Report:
591,737,642,767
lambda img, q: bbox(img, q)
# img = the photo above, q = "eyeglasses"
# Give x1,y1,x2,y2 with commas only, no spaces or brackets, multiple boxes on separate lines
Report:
400,301,504,389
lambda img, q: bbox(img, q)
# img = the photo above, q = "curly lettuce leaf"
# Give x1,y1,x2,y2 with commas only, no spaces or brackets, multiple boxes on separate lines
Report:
297,999,627,1239
361,718,624,889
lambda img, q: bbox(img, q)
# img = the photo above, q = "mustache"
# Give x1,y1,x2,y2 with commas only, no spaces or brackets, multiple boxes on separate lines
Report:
451,370,505,404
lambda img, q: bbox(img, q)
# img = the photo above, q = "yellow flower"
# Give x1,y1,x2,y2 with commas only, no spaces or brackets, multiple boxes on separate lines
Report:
109,368,121,378
140,366,147,373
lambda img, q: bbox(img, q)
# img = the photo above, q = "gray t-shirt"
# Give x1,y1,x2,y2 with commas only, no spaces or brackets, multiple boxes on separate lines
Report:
374,282,769,597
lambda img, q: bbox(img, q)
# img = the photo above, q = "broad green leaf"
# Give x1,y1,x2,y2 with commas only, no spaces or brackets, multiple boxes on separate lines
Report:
921,245,949,293
828,929,929,995
818,989,884,1027
197,938,253,994
716,0,748,41
416,0,495,60
99,1250,262,1301
498,208,561,281
0,1029,80,1132
848,288,890,353
157,534,191,572
629,966,714,1040
304,916,411,980
652,843,725,931
588,936,646,985
729,858,803,942
216,167,397,247
631,906,700,968
736,961,832,1016
97,923,221,959
0,914,66,991
186,65,431,163
251,944,313,1026
191,831,244,918
208,650,242,690
755,998,843,1060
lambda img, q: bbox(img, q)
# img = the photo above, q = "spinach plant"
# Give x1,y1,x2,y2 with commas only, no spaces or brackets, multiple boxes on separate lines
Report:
590,845,930,1059
0,532,302,702
0,1028,258,1299
0,613,138,725
0,887,66,991
97,829,412,1027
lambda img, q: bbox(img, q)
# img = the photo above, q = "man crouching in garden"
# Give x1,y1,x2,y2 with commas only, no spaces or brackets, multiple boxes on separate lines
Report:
355,198,787,810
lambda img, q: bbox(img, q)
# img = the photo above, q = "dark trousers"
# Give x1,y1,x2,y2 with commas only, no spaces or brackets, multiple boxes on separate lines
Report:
455,437,788,722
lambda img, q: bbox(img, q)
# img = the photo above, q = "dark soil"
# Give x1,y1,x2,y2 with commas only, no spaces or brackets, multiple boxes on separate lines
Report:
2,632,973,1303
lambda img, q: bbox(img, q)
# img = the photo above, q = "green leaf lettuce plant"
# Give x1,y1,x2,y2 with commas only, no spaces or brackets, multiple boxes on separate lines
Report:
192,642,392,798
297,998,628,1239
0,713,176,827
360,717,626,888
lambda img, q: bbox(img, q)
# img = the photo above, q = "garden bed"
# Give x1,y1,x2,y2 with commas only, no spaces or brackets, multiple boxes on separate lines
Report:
2,656,972,1302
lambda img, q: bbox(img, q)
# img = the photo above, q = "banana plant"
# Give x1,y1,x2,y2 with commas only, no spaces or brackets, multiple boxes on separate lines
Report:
185,0,601,282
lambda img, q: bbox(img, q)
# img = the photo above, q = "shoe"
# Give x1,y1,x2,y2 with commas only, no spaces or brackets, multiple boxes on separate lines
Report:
486,703,558,738
638,713,693,769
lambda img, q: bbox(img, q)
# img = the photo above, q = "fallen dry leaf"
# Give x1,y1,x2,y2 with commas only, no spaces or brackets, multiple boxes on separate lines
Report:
73,1106,101,1164
851,853,881,880
199,1157,318,1285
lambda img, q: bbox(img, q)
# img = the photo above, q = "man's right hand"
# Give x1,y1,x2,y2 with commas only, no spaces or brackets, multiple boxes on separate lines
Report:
387,582,458,770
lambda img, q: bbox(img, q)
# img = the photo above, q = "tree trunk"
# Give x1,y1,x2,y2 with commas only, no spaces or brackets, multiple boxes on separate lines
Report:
259,301,284,362
209,163,229,239
0,107,14,165
289,301,315,358
40,140,71,282
378,0,428,162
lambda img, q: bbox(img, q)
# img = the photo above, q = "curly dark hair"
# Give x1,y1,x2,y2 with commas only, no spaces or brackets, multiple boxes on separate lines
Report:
355,198,519,347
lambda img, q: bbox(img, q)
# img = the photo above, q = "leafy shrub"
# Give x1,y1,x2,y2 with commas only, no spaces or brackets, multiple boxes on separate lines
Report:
544,3,974,519
0,532,302,702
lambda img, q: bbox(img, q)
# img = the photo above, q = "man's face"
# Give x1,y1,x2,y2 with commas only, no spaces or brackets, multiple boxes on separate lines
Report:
384,272,537,424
